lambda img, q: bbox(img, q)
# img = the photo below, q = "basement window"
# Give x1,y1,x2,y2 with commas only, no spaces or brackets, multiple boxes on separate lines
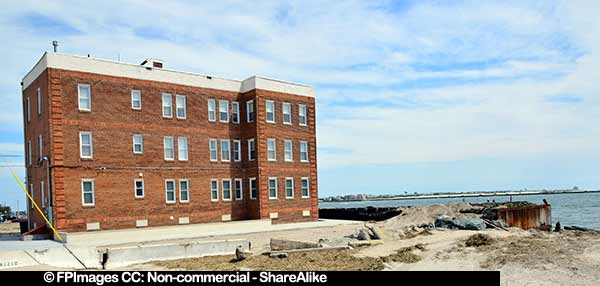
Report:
78,84,91,112
134,179,144,198
210,179,219,201
222,179,232,201
131,90,141,110
82,179,95,206
165,179,176,204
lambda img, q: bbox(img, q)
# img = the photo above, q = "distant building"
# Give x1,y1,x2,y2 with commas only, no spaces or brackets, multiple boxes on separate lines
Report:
22,52,318,232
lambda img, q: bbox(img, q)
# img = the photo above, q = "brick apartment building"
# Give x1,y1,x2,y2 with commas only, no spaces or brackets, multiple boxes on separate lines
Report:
22,52,318,232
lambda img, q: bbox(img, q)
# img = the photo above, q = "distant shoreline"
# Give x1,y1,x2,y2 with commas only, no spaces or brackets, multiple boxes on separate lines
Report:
319,189,600,203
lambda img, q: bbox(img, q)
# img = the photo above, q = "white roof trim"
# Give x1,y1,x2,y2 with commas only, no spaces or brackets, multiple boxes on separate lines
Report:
22,52,315,98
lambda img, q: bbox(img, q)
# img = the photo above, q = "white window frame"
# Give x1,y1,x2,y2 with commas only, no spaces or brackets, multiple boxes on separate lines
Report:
163,136,175,161
246,100,255,123
221,139,231,162
268,177,278,199
29,183,34,201
233,140,241,162
162,93,173,118
176,94,186,119
282,102,292,125
78,84,91,112
133,134,143,154
179,179,190,203
210,179,219,201
38,135,43,161
37,87,41,115
79,132,93,159
265,100,275,123
284,140,293,162
301,177,310,198
178,137,188,161
165,179,176,204
299,104,307,126
131,90,142,110
249,178,257,200
285,177,294,199
26,97,30,122
27,140,32,166
267,138,277,161
222,179,232,201
232,101,240,124
300,141,309,162
134,179,144,198
207,99,216,122
219,100,229,123
248,139,256,161
209,139,218,161
234,178,243,200
81,179,95,206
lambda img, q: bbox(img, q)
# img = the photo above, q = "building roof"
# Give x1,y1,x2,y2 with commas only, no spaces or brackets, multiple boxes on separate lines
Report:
22,52,315,97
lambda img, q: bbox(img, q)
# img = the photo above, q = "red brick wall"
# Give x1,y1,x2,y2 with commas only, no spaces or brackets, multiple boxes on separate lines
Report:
25,68,317,232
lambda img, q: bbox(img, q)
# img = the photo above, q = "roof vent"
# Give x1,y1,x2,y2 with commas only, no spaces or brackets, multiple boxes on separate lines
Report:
140,59,164,69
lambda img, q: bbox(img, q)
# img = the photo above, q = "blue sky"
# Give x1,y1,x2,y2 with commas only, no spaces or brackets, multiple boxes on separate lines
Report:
1,0,600,209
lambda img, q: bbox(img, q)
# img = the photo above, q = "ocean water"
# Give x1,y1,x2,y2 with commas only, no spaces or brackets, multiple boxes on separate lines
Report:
319,192,600,230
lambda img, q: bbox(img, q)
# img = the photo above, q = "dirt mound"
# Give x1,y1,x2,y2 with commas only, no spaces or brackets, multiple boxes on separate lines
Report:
465,233,494,247
383,203,479,230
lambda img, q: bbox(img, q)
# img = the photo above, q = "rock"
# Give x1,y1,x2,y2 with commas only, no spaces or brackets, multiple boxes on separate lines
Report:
357,229,371,241
365,224,385,240
435,215,486,231
460,218,486,231
435,215,459,229
554,222,561,232
270,238,320,251
235,245,247,261
269,252,289,258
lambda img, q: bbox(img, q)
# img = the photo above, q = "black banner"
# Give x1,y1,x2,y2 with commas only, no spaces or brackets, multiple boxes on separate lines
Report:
1,271,499,285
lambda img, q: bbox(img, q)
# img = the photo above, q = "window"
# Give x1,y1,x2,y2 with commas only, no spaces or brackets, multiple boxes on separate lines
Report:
37,88,41,115
285,177,294,199
27,140,32,166
221,139,230,162
282,102,292,124
300,141,309,162
131,90,141,110
301,177,310,198
267,138,276,161
29,184,34,201
232,102,240,124
178,137,188,161
162,93,173,118
79,132,93,159
249,178,257,199
248,139,256,161
82,179,95,206
133,134,143,154
134,179,144,198
284,140,293,162
41,181,45,207
209,139,218,161
234,179,243,200
26,97,30,122
265,100,275,123
176,95,186,119
210,179,219,201
164,136,174,160
219,100,229,122
207,99,216,121
299,104,307,126
78,84,91,111
165,179,176,204
38,135,43,161
268,177,278,199
179,179,190,202
222,179,232,201
246,100,255,122
232,140,241,162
